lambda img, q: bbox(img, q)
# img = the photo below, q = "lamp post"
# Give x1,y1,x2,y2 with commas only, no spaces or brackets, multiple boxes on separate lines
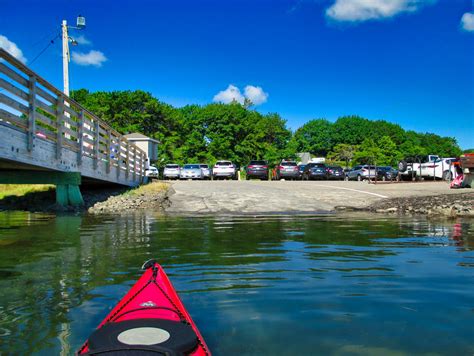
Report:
61,15,85,96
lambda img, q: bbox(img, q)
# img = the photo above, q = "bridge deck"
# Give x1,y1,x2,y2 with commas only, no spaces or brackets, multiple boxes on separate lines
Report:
0,48,146,188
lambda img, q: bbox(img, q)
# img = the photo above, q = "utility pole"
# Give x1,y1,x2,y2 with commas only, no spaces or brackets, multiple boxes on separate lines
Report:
61,15,85,96
62,20,70,96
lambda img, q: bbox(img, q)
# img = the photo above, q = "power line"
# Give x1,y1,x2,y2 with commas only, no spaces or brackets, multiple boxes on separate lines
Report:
29,28,59,48
29,33,60,66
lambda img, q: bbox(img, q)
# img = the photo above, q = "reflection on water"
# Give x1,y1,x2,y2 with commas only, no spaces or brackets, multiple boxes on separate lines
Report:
0,212,473,355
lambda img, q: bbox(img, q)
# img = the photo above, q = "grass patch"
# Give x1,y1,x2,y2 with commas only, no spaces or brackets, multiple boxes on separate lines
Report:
0,184,54,200
124,181,169,197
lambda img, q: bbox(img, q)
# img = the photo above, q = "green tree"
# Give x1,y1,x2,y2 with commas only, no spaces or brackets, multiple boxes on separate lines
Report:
332,116,371,146
327,144,357,168
353,138,382,164
291,119,333,156
377,135,401,166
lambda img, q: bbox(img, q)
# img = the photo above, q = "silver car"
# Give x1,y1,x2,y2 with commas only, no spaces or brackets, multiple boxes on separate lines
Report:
163,164,181,180
180,164,204,180
199,164,211,180
345,165,377,181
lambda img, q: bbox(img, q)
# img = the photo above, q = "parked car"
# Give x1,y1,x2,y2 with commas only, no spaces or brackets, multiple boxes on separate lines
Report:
163,164,181,180
302,163,328,180
376,166,398,181
327,165,345,180
275,161,300,180
246,160,269,180
199,164,211,180
345,165,377,181
213,160,237,180
398,155,440,180
180,164,203,180
145,166,159,178
298,164,307,178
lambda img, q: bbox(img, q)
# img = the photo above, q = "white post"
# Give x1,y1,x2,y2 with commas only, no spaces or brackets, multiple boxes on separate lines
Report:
62,20,69,96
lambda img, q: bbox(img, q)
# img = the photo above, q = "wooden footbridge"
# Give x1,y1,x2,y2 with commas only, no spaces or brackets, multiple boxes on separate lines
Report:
0,49,147,206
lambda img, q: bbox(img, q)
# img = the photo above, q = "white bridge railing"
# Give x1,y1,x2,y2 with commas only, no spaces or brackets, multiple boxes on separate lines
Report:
0,48,146,182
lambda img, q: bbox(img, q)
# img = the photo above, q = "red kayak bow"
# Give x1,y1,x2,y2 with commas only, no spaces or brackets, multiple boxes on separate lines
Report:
77,260,210,355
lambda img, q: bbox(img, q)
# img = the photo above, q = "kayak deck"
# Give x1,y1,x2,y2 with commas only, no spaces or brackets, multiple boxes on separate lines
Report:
78,261,210,355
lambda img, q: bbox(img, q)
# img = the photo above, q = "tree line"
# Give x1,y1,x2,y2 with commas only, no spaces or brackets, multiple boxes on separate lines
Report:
71,89,464,168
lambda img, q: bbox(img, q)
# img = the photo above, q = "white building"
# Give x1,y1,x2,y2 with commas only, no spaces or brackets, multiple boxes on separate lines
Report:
124,133,159,166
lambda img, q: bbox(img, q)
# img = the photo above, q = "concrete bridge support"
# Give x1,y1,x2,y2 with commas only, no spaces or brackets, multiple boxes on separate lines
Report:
0,171,84,206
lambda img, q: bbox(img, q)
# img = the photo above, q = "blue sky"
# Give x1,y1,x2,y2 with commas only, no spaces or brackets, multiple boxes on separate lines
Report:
1,0,473,148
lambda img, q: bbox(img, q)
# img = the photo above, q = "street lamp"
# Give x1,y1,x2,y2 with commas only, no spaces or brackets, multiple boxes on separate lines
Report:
62,15,86,96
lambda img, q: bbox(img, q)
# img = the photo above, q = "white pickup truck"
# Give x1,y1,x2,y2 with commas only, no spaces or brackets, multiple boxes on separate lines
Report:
212,161,237,180
421,157,459,180
398,155,459,180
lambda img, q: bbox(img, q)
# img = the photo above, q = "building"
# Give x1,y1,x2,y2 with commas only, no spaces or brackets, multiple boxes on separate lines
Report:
296,152,312,164
124,133,159,166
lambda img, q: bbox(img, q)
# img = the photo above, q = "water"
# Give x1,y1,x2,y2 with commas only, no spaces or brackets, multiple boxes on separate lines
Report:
0,212,473,355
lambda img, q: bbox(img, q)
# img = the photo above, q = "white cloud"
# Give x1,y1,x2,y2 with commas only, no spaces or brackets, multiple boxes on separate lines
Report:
460,12,474,32
213,85,245,104
0,35,27,63
213,84,269,106
74,35,92,45
71,50,107,67
244,85,269,105
326,0,432,22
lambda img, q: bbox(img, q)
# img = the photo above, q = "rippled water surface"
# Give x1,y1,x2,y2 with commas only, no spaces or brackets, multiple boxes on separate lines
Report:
0,212,473,355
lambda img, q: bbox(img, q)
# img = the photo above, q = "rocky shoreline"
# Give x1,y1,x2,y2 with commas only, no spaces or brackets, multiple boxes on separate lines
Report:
87,182,170,214
360,192,474,218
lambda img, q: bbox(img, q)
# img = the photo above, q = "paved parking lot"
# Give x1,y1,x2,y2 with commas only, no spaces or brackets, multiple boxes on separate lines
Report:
165,180,471,215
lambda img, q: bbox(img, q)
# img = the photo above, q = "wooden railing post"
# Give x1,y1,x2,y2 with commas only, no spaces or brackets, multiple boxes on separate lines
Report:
56,95,64,159
132,146,137,181
116,137,121,179
77,109,84,166
106,128,111,174
27,75,36,152
141,152,146,181
125,140,130,179
93,120,99,170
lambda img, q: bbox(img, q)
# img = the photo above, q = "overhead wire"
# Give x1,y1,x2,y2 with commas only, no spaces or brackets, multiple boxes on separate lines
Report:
29,32,60,66
29,28,60,48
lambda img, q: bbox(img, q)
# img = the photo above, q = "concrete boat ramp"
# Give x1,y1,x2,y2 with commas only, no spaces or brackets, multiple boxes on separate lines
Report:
165,180,472,215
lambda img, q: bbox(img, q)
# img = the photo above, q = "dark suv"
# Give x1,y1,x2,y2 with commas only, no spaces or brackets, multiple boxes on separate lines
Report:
275,161,300,180
376,166,398,181
246,160,269,180
302,163,328,180
327,165,344,180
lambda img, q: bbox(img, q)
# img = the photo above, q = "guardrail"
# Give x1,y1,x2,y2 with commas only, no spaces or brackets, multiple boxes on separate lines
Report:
0,48,146,181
